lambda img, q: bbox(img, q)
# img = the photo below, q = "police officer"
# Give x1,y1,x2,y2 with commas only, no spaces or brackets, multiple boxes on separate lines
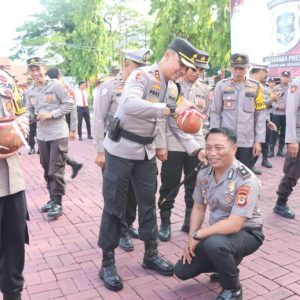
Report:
157,50,209,242
94,48,152,251
210,53,266,170
175,128,264,300
268,71,290,157
0,69,29,300
273,79,300,219
98,37,206,291
26,57,75,218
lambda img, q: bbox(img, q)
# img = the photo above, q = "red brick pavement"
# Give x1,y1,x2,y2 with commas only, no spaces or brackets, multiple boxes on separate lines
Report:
16,139,300,300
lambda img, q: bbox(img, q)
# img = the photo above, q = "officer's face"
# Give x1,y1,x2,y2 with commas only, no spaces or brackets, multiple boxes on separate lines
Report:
184,67,204,82
205,133,237,170
166,51,189,81
123,60,140,80
281,75,290,85
28,65,46,85
231,67,247,82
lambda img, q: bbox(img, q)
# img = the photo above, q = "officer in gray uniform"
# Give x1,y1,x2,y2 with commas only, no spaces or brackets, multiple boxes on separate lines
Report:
157,50,209,242
94,48,152,252
175,128,264,300
98,37,206,291
0,69,29,300
273,79,300,219
268,71,290,157
25,57,75,219
210,53,266,170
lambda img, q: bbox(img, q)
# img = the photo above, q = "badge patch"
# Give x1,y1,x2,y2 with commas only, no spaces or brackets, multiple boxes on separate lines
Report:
136,72,146,82
152,84,161,90
154,70,160,79
290,85,297,93
224,100,233,109
6,102,13,111
45,94,54,102
236,185,250,207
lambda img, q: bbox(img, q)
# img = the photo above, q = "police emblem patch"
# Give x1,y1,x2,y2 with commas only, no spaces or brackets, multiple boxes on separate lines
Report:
290,85,297,93
225,100,233,109
236,185,250,207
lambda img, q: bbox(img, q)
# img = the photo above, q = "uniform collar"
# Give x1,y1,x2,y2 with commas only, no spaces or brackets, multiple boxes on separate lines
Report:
212,158,239,185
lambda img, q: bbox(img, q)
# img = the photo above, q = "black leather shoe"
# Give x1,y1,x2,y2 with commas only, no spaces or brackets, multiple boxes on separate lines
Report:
159,224,171,242
210,272,220,282
47,204,63,218
71,162,83,179
41,200,54,213
251,167,262,175
216,287,242,300
273,204,295,219
3,292,22,300
261,159,272,168
268,146,275,158
88,135,93,139
79,136,83,141
28,147,35,155
142,249,174,276
277,150,285,157
119,235,134,252
128,226,139,238
99,265,123,291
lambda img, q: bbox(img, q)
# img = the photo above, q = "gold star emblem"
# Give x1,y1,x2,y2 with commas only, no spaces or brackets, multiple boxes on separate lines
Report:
236,56,243,63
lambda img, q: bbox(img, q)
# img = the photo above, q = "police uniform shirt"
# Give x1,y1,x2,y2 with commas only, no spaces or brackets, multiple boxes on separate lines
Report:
272,84,289,115
94,72,125,153
25,79,75,141
285,79,300,143
193,159,263,228
210,78,266,147
103,63,200,160
0,70,27,197
163,78,208,152
63,83,77,132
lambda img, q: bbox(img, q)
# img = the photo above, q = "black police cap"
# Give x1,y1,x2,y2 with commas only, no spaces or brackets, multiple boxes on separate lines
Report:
230,53,249,68
27,57,44,67
281,71,290,77
195,50,209,69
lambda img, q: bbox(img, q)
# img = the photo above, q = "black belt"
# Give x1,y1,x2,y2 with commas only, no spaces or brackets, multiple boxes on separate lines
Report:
119,128,155,145
243,226,262,232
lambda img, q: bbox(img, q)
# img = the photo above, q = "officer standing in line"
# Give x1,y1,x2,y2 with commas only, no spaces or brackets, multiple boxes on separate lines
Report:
46,67,83,179
98,37,206,291
0,68,29,300
94,48,152,252
175,128,264,300
25,57,75,219
157,50,210,242
273,79,300,219
268,71,290,158
210,53,266,171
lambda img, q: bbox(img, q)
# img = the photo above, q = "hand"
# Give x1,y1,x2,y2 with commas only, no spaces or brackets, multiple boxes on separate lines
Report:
38,112,53,121
252,142,261,157
16,120,29,138
95,152,105,168
270,93,278,102
198,149,207,163
195,99,206,112
181,238,199,264
0,150,18,160
287,143,299,158
267,121,277,132
156,149,168,161
175,98,196,115
69,131,76,141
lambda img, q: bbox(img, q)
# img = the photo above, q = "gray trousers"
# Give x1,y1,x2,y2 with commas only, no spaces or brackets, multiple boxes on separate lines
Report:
38,138,68,197
98,151,158,251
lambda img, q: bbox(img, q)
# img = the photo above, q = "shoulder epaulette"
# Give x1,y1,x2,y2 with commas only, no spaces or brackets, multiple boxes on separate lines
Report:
236,165,251,179
247,78,260,87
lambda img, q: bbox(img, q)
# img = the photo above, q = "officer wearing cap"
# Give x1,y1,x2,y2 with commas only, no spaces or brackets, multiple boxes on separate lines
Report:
94,47,152,252
273,78,300,219
25,57,75,219
156,49,210,242
174,128,264,300
268,70,291,158
97,37,206,291
210,53,266,171
0,68,29,300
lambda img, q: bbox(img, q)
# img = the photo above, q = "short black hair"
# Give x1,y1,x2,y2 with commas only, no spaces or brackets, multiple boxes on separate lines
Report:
250,68,266,75
205,127,237,144
78,80,86,86
46,67,60,79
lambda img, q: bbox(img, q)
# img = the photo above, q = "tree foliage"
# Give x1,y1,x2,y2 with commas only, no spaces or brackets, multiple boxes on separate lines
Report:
149,0,231,71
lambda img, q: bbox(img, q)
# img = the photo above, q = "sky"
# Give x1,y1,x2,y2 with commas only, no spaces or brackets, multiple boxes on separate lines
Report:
0,0,42,57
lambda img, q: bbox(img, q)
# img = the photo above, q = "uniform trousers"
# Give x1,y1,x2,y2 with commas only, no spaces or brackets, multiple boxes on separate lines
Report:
159,151,198,211
261,126,271,159
235,147,253,169
276,144,300,205
28,121,37,149
77,106,91,138
38,138,68,198
98,151,158,251
0,191,28,295
269,114,286,146
175,228,264,290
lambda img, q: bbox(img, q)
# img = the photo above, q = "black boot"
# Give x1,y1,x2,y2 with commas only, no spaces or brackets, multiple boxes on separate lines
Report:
277,144,285,157
99,250,123,291
41,196,55,213
128,225,139,238
142,240,174,276
158,210,171,242
3,292,22,300
47,195,63,218
119,233,134,251
268,144,275,158
261,157,272,168
181,208,192,233
67,158,83,179
216,287,243,300
273,203,295,219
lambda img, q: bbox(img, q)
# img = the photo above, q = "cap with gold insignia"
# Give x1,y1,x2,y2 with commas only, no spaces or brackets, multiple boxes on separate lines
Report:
281,70,290,77
230,53,249,68
123,48,152,65
195,50,209,69
168,37,197,69
27,57,44,68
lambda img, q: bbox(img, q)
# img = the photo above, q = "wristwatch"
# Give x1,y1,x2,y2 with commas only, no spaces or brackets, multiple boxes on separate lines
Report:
167,102,177,115
191,230,201,241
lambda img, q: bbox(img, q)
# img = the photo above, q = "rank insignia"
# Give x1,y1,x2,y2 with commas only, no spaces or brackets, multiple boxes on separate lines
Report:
237,165,251,179
203,198,208,205
154,70,160,79
228,180,235,193
290,85,297,94
6,102,13,111
236,185,250,207
136,72,147,82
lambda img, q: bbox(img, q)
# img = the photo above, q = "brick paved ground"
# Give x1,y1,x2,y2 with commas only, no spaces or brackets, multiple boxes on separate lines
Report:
17,137,300,300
